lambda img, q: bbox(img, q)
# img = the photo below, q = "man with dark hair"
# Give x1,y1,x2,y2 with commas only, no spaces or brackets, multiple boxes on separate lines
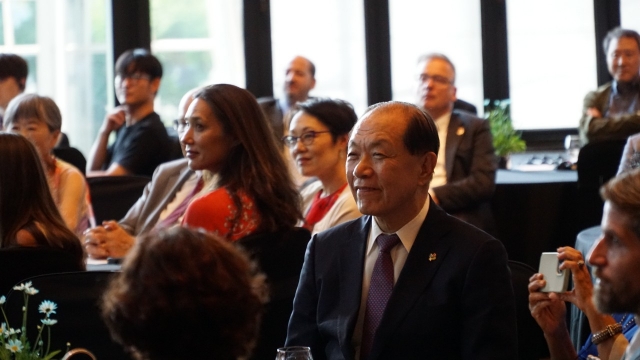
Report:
258,56,316,140
587,168,640,359
0,53,28,128
286,101,517,360
580,27,640,145
87,48,171,177
416,53,497,232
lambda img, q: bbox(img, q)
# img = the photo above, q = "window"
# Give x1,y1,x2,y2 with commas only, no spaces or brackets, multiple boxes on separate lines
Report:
506,0,597,129
621,0,640,33
0,0,112,155
150,0,244,125
389,0,484,114
270,0,367,115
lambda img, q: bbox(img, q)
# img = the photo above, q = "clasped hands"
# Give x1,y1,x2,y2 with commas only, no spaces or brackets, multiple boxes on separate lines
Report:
83,220,135,259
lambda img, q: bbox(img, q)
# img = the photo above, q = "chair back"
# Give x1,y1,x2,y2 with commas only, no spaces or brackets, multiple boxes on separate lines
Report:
236,227,311,360
0,247,84,295
576,139,626,229
53,147,87,176
508,260,549,360
4,271,131,359
87,175,150,224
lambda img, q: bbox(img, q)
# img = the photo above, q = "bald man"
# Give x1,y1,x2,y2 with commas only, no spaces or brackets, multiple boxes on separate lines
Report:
85,88,202,259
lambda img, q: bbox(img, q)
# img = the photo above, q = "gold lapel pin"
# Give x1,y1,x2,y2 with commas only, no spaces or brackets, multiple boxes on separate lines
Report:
428,253,437,261
456,127,465,136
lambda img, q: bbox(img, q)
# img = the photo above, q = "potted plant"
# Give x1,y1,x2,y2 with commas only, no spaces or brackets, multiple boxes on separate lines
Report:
484,99,526,168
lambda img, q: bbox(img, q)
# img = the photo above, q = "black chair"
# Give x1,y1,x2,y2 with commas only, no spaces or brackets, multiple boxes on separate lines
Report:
3,271,131,359
0,247,84,295
87,175,150,224
508,260,549,360
576,139,627,230
53,147,87,176
236,227,311,360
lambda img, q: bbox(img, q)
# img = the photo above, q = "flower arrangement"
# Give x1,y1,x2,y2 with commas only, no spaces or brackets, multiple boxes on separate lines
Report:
0,282,64,360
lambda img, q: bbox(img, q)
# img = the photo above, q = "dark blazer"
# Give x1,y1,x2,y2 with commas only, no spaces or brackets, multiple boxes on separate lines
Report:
258,97,286,142
286,201,517,360
432,110,497,232
119,158,193,235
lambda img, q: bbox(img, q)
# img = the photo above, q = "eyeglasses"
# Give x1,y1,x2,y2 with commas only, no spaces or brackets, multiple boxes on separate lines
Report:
417,74,453,86
114,73,151,86
282,131,331,148
173,119,187,133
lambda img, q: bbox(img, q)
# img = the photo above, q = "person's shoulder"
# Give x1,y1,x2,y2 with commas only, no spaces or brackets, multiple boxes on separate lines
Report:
299,179,323,198
314,215,367,243
584,82,613,100
257,96,278,105
432,206,497,245
452,109,485,124
155,158,189,173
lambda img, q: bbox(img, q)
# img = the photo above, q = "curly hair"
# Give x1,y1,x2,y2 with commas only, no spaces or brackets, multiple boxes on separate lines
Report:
101,227,267,360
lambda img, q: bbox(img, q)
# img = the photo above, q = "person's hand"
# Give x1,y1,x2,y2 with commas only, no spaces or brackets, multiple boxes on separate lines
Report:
528,273,567,336
84,221,135,259
587,107,602,118
554,246,594,312
100,107,127,135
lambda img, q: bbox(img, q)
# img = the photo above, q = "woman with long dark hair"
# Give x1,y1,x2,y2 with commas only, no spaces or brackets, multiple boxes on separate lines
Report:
181,84,301,240
0,133,84,268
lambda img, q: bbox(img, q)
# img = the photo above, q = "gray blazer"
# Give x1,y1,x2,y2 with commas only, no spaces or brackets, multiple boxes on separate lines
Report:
119,158,193,235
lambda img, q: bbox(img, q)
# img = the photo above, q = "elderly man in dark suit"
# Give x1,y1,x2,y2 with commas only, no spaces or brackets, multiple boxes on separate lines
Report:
285,101,517,360
416,53,497,232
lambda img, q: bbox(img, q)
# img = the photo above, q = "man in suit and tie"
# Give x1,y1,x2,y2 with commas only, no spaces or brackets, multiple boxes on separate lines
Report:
285,101,517,359
416,53,497,233
84,88,201,259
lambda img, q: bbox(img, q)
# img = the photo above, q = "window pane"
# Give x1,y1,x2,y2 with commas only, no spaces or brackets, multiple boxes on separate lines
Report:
12,0,36,44
151,0,208,40
150,0,245,125
0,3,4,45
154,51,212,123
621,0,640,33
270,0,367,115
506,0,597,129
390,0,484,114
90,0,107,44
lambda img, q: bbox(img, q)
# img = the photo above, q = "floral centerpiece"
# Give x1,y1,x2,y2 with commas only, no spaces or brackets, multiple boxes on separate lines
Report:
0,282,65,360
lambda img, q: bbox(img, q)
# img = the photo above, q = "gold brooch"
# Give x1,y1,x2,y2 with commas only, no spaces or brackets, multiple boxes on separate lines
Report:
428,253,437,261
456,127,465,136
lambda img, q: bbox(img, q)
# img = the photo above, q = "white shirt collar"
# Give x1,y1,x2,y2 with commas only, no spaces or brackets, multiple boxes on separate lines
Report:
367,199,430,256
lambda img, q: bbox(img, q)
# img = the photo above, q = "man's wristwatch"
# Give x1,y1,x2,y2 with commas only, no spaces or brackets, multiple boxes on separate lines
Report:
591,323,623,345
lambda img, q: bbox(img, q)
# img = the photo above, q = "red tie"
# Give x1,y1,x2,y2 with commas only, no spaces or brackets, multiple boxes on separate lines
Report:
361,233,401,359
155,176,204,229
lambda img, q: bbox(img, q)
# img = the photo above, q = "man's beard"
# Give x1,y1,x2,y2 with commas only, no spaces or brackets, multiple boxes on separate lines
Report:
594,278,640,314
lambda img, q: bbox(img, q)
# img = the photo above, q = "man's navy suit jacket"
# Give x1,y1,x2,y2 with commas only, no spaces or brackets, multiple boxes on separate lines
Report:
286,201,517,360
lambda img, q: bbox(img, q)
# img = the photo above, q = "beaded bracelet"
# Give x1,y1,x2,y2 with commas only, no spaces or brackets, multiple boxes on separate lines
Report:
592,323,623,345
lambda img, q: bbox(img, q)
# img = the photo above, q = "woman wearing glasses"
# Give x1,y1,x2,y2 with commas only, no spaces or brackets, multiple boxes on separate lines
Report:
284,98,361,234
180,84,301,240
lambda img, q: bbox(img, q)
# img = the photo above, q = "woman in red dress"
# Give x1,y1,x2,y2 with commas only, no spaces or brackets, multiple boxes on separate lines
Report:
181,84,301,240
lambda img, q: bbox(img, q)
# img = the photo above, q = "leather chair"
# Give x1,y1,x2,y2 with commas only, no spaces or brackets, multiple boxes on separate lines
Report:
576,139,627,230
236,227,312,360
0,247,84,295
87,175,150,224
53,147,87,176
508,260,549,360
3,271,131,359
